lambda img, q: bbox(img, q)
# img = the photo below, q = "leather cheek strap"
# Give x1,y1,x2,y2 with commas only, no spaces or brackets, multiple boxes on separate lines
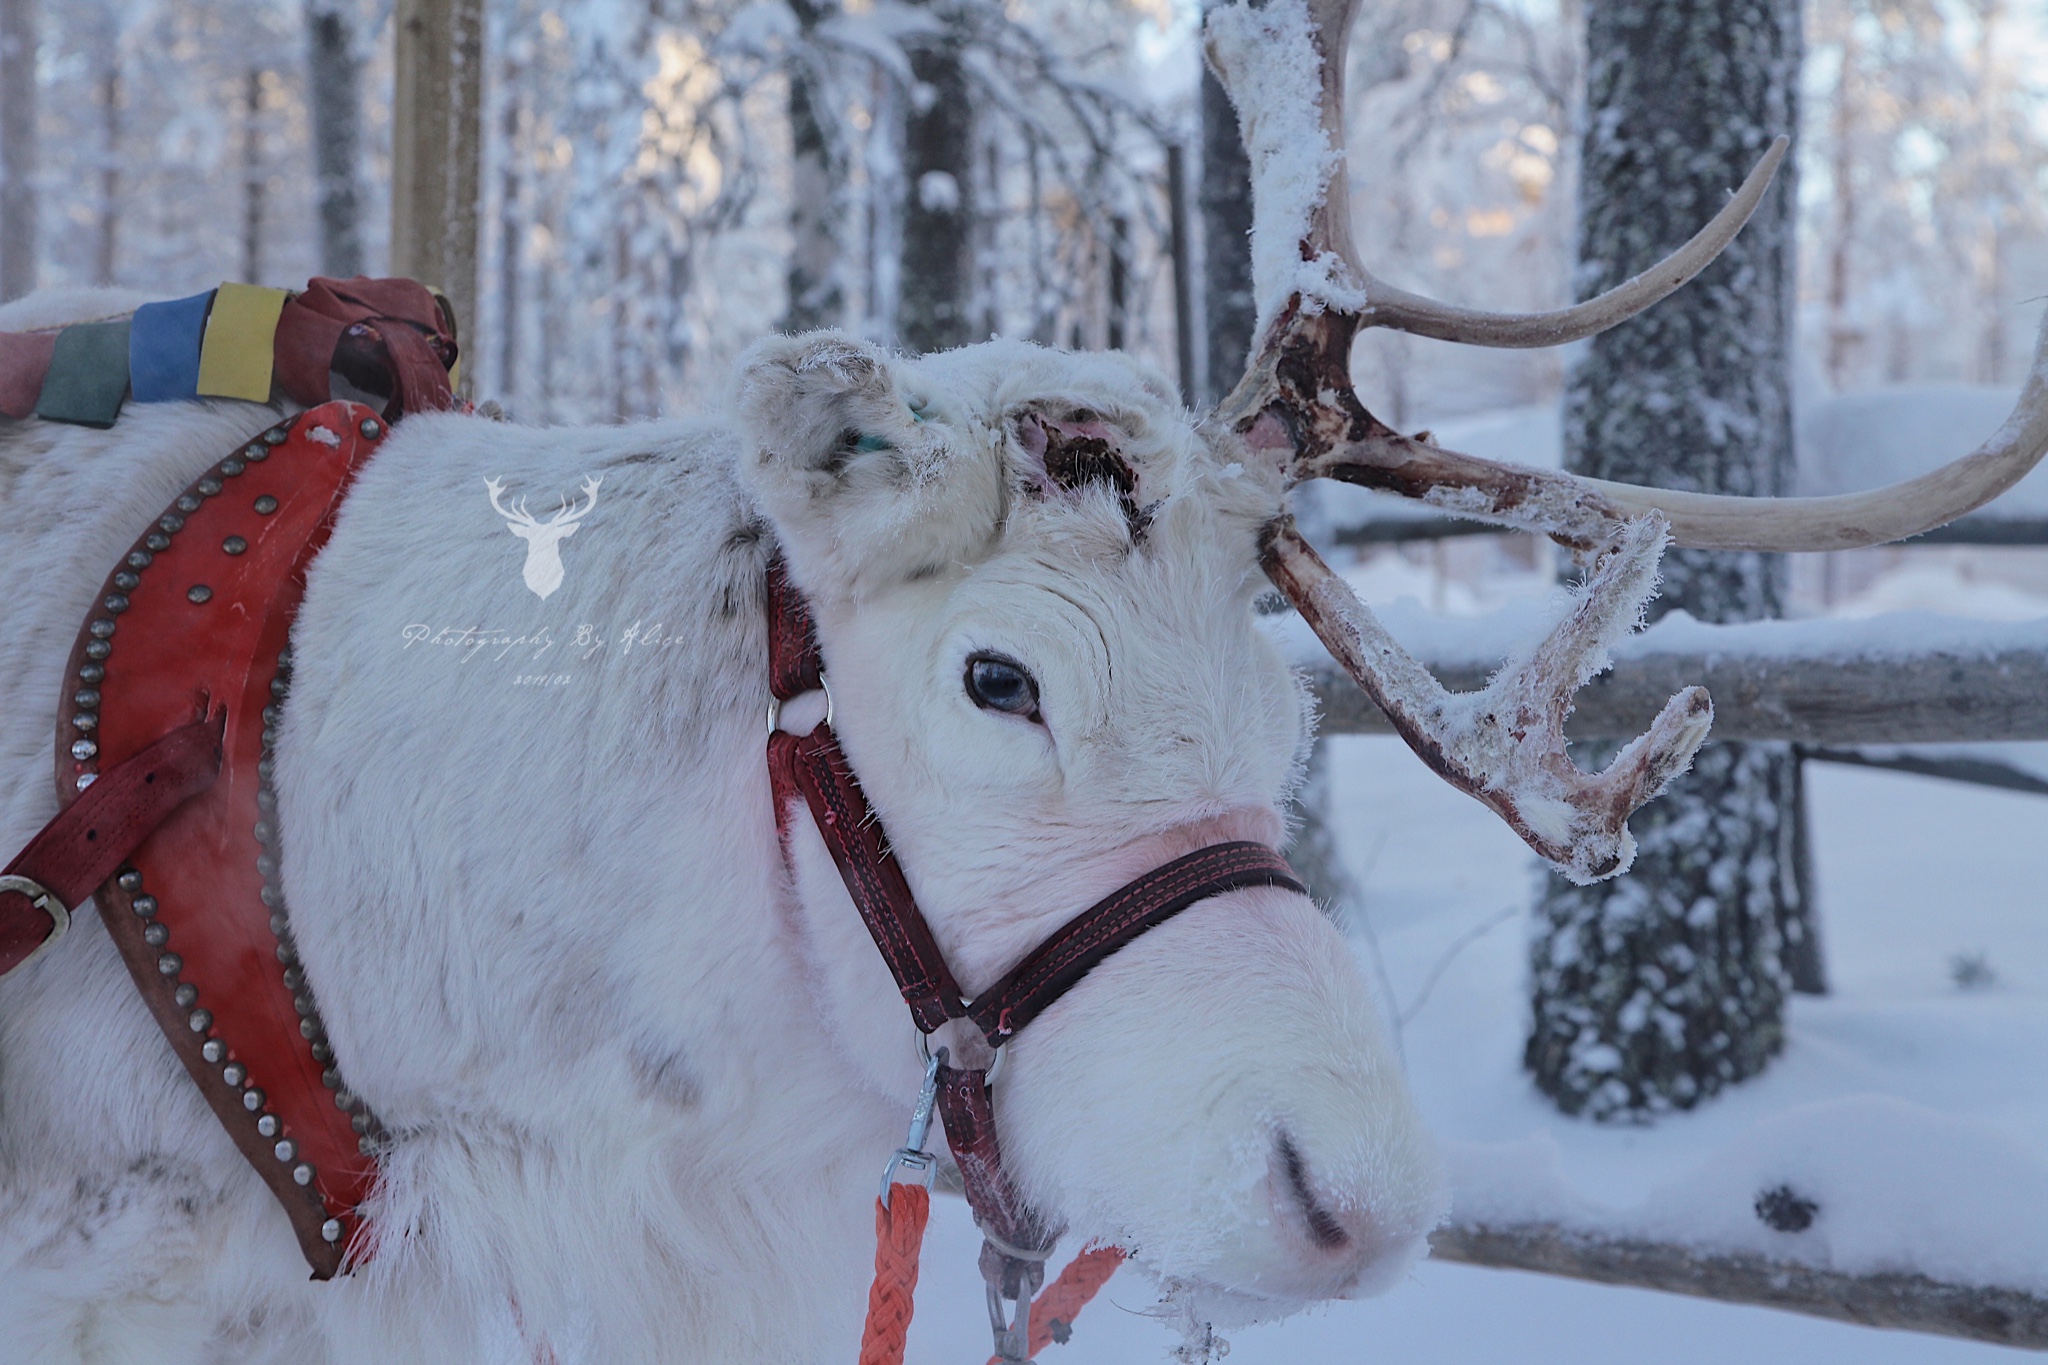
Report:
0,714,223,975
774,721,967,1035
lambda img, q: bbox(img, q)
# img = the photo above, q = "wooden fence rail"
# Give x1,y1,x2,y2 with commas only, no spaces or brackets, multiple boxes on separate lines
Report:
1431,1223,2048,1351
1301,618,2048,745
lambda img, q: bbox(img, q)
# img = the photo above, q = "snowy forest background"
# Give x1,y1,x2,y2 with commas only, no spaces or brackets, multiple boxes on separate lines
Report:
4,0,2046,426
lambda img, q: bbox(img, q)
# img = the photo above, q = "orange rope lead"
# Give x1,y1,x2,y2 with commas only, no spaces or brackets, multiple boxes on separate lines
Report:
859,1185,932,1365
985,1244,1127,1364
855,1183,1124,1365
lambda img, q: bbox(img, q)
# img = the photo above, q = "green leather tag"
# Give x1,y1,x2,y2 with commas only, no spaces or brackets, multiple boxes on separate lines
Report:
37,319,133,428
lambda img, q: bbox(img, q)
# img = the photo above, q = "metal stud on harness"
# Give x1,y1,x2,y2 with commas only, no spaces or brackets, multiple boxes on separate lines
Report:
763,557,1307,1363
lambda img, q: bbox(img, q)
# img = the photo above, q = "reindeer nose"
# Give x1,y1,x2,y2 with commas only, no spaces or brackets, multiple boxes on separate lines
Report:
1275,1131,1351,1251
1256,1129,1419,1300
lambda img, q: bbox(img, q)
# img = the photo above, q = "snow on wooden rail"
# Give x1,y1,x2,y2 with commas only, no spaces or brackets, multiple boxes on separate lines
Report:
1293,611,2048,745
1430,1222,2048,1350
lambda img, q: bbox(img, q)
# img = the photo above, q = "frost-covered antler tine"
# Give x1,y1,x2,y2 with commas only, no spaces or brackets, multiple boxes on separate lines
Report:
1262,517,1713,883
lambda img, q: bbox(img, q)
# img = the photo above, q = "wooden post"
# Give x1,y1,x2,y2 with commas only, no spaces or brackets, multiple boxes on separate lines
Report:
392,0,483,388
0,0,36,301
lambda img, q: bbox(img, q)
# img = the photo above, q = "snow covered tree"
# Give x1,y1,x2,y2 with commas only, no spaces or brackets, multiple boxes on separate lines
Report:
1803,0,2048,392
1526,0,1808,1121
781,0,845,333
1196,2,1250,405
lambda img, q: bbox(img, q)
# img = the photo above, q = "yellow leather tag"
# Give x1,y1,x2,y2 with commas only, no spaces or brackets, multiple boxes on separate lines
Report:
196,284,289,402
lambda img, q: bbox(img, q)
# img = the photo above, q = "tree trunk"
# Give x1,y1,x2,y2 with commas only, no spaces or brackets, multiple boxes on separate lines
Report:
897,26,974,354
1166,141,1196,404
1526,0,1810,1121
392,0,484,377
1197,53,1251,405
306,0,365,278
494,43,521,402
0,0,35,301
242,68,266,285
94,58,118,286
783,0,844,334
1823,15,1857,390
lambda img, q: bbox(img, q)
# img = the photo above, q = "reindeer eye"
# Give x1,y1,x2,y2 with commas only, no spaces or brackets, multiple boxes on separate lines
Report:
839,428,893,454
965,654,1040,719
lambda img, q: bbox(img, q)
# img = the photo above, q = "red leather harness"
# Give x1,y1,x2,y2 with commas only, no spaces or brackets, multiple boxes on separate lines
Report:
764,559,1305,1356
1,403,392,1276
0,275,456,1279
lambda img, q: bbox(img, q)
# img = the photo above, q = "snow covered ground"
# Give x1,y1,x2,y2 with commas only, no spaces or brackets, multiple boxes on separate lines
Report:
906,740,2047,1362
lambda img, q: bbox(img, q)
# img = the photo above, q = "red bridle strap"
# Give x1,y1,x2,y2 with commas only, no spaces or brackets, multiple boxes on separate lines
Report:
771,723,967,1034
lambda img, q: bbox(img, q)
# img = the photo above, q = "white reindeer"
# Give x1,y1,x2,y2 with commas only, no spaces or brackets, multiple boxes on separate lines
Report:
0,325,1455,1364
484,474,602,600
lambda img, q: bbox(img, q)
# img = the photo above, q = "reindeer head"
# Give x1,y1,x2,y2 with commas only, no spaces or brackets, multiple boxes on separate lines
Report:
484,475,602,600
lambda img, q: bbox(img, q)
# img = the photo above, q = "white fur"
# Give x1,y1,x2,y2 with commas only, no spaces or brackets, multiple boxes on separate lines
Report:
0,300,1446,1363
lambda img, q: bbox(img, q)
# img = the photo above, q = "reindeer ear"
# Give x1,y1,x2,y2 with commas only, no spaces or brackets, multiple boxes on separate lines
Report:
735,330,1003,599
736,331,902,478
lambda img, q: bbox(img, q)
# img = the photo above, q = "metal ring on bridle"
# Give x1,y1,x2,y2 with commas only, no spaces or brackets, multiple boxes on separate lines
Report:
918,1026,1005,1085
766,677,834,735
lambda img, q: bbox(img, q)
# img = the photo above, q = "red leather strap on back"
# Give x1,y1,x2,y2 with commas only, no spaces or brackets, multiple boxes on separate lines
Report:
0,716,223,975
966,841,1304,1045
274,276,457,419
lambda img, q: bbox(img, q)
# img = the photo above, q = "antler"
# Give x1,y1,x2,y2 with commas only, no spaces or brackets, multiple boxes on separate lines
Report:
1205,0,2048,553
1200,0,1981,880
1263,517,1711,883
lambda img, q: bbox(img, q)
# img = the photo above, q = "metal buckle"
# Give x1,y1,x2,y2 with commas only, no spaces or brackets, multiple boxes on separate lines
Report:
880,1045,946,1207
983,1243,1047,1365
0,874,71,972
